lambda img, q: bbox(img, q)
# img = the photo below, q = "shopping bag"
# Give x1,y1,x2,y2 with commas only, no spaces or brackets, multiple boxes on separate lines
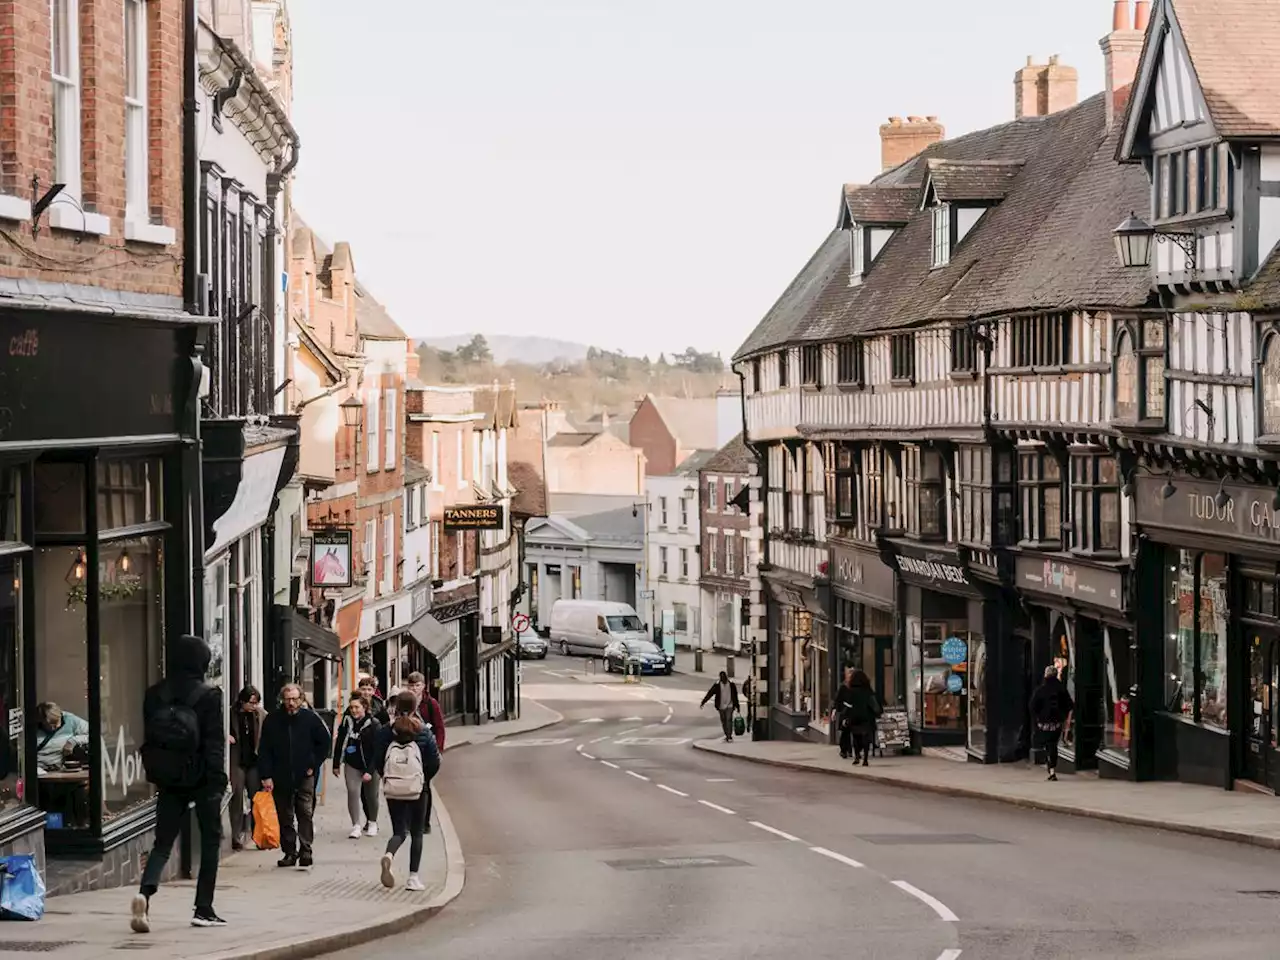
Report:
733,714,746,737
0,854,44,921
252,791,280,850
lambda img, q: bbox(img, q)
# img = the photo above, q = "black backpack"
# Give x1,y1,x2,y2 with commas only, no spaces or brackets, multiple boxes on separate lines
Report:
141,683,207,789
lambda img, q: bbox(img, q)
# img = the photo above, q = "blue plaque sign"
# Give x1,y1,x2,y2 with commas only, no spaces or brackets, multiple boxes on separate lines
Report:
941,636,968,666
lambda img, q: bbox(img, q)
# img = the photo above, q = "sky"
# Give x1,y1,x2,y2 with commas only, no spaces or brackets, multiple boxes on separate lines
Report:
289,1,1116,360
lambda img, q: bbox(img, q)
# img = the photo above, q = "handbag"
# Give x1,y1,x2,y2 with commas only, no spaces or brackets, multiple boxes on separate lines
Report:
251,791,281,850
733,714,746,737
0,855,44,921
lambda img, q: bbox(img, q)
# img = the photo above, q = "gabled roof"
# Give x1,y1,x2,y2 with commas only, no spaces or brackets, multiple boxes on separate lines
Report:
675,449,718,476
922,159,1024,204
647,396,720,451
353,282,407,341
701,433,753,474
404,457,431,484
291,317,343,381
840,184,918,227
547,432,598,448
1171,0,1280,138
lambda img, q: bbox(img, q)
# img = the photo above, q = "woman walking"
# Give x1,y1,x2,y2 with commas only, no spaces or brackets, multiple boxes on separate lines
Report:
333,693,381,838
372,693,441,892
228,686,266,850
832,668,881,766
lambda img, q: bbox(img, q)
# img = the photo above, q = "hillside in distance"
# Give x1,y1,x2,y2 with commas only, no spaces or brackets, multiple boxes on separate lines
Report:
417,334,589,366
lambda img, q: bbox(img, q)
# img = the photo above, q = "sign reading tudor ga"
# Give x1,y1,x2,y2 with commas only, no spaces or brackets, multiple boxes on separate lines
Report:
444,504,506,531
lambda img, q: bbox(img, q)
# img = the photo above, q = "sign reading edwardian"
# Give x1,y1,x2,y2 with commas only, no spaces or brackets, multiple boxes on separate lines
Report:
1015,556,1124,611
444,504,505,531
1136,476,1280,544
892,553,971,588
311,531,353,589
830,545,894,603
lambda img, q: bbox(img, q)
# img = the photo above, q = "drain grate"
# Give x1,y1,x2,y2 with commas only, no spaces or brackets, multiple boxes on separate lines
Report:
0,944,80,954
857,833,1006,845
606,855,747,871
1240,889,1280,899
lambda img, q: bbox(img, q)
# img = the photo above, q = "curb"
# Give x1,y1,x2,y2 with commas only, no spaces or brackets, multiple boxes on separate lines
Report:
442,699,566,753
691,741,1280,853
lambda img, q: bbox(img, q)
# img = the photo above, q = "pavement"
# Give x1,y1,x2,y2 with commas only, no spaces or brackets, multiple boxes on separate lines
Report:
692,738,1280,851
14,703,563,960
320,651,1280,960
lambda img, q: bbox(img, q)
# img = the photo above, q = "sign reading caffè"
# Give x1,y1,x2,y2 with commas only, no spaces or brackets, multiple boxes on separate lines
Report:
1136,476,1280,543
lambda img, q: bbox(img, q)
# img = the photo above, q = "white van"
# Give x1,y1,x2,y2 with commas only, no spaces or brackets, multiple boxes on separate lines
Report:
549,600,647,657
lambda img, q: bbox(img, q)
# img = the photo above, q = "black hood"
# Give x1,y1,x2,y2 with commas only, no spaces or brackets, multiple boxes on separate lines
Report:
170,633,212,681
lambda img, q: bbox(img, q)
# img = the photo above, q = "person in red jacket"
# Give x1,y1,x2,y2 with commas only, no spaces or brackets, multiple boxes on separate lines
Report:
405,672,444,833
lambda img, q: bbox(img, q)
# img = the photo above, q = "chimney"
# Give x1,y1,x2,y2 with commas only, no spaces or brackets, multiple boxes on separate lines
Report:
1101,0,1146,128
1013,54,1079,119
879,115,945,172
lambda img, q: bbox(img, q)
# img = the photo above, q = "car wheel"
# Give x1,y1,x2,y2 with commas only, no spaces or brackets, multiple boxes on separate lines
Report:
560,640,570,657
539,651,547,660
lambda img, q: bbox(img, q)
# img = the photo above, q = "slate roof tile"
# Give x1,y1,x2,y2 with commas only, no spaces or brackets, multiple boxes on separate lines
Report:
1173,0,1280,138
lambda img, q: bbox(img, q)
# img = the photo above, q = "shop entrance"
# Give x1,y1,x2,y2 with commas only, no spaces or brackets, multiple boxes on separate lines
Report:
1243,631,1279,789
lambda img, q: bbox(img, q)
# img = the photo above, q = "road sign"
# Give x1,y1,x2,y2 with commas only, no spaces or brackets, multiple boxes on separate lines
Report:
640,590,655,600
512,612,531,633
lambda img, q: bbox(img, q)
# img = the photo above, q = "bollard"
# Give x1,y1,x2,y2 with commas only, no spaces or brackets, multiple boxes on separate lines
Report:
694,648,704,673
726,654,735,679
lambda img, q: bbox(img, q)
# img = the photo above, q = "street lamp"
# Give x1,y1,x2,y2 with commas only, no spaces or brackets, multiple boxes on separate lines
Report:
1113,212,1196,271
340,395,364,429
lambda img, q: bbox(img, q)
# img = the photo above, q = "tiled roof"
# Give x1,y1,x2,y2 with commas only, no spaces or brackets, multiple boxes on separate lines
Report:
1172,0,1280,138
675,449,719,476
403,457,431,484
842,185,918,226
648,396,720,451
353,283,407,341
547,432,598,448
701,433,753,474
924,159,1024,203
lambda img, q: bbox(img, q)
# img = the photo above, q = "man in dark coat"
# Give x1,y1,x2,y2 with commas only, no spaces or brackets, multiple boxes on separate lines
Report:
1030,664,1075,781
258,683,332,869
131,634,227,933
832,667,881,766
700,671,740,742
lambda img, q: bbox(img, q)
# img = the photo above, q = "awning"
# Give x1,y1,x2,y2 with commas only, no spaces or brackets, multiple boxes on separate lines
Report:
289,610,342,661
206,444,288,558
404,613,458,658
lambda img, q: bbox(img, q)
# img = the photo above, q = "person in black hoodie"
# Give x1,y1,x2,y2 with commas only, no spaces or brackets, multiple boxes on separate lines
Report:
1030,664,1075,781
831,667,881,766
373,693,441,892
333,693,381,839
357,676,389,724
131,634,227,933
258,683,332,869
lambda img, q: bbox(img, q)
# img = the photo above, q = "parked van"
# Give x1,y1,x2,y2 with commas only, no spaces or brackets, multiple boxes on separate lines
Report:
549,600,647,657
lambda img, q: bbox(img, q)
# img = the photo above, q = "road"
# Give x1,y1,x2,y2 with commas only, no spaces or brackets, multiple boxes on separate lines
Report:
328,652,1280,960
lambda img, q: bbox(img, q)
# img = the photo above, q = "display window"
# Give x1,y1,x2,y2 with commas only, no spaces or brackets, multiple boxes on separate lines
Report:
1102,626,1133,757
1163,548,1228,729
907,618,969,732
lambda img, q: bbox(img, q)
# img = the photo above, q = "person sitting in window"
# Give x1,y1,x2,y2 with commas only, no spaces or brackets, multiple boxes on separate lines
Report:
35,702,90,771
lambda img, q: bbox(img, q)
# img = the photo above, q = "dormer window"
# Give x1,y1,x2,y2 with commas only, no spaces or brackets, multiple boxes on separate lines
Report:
931,204,952,267
848,226,865,285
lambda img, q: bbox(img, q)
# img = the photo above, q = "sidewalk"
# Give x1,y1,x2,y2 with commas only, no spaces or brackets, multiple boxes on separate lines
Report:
17,701,563,960
693,738,1280,851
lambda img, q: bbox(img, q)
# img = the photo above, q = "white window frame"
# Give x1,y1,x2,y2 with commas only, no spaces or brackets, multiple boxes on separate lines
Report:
456,431,466,489
430,432,441,489
708,477,718,512
364,519,375,598
121,0,168,242
405,486,417,530
725,531,736,576
455,531,465,576
430,521,441,579
659,546,669,578
708,535,717,573
679,497,689,528
472,432,481,491
382,514,394,595
365,388,380,472
931,203,952,267
383,387,396,470
725,478,735,514
659,496,668,527
680,547,689,579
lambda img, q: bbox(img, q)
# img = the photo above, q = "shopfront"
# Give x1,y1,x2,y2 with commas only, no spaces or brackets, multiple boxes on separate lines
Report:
829,542,898,740
1134,474,1280,790
0,307,201,878
763,570,829,743
428,587,476,721
1014,555,1132,777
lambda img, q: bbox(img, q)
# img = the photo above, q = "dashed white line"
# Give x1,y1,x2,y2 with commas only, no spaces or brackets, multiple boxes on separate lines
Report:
580,752,596,760
892,881,959,922
600,760,620,770
580,718,604,724
809,846,865,869
705,778,734,782
590,735,610,744
625,770,651,782
661,714,672,724
575,743,584,753
936,951,963,960
748,821,804,843
656,784,688,797
622,716,643,721
697,800,736,815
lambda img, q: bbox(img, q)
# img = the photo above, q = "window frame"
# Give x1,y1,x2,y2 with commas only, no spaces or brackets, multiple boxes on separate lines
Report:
123,0,148,225
707,533,717,573
383,387,397,471
824,441,856,526
800,345,822,387
365,388,380,473
679,547,689,579
724,531,736,576
1070,451,1122,556
931,203,952,267
658,496,668,528
848,225,866,282
836,340,864,387
430,432,441,489
902,445,944,540
950,324,978,376
777,350,790,388
1018,449,1063,548
382,514,394,594
1153,142,1232,222
707,478,718,512
659,545,669,578
890,334,915,384
1010,313,1071,369
1257,329,1280,440
51,0,81,205
1114,317,1167,426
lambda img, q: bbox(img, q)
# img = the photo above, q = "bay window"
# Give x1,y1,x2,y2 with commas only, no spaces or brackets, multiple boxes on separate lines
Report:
1114,318,1166,425
1018,449,1062,547
903,445,943,539
957,446,989,545
1070,451,1121,555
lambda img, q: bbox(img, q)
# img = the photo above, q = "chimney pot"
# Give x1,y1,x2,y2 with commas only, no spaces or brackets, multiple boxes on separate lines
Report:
926,115,938,122
1013,56,1079,119
1134,0,1150,30
1112,0,1132,31
907,115,924,123
888,116,902,125
1049,54,1059,65
1026,55,1033,66
880,114,945,171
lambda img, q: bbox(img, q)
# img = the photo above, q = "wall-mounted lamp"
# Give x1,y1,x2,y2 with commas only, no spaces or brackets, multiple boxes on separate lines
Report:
119,547,131,574
1213,478,1232,511
340,395,364,429
1113,212,1197,271
1160,479,1177,500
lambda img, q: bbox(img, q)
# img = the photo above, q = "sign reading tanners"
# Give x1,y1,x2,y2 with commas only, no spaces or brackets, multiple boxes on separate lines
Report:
444,504,505,531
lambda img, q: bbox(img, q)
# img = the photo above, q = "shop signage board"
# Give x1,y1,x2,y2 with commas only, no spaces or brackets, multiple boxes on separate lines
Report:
444,504,505,531
885,545,973,591
433,597,479,622
876,708,911,753
311,531,353,589
1136,475,1280,546
831,544,895,603
481,625,503,645
1015,556,1124,611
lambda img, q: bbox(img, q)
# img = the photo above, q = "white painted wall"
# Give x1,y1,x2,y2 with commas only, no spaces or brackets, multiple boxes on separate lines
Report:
647,474,703,647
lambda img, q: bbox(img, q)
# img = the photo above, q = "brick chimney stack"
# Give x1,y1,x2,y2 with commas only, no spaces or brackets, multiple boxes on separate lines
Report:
1101,0,1146,128
879,115,945,172
1014,54,1079,119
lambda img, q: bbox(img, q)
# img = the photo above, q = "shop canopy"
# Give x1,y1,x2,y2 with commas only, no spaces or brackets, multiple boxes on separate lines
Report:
405,613,458,658
288,609,342,662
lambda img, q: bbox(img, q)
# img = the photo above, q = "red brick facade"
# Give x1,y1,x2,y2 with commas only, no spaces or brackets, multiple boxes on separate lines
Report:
629,398,677,476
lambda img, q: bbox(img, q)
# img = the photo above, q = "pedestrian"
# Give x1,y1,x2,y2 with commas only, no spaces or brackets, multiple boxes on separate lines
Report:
257,683,332,869
832,667,881,766
405,671,445,832
131,634,227,932
373,692,441,892
699,671,740,742
1030,664,1074,781
228,685,267,850
358,676,390,724
742,674,755,732
333,692,381,839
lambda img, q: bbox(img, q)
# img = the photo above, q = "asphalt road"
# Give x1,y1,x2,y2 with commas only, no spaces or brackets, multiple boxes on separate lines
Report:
328,652,1280,960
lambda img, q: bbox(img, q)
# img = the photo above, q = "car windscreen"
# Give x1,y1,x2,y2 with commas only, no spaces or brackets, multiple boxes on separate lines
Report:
607,615,643,632
623,642,663,657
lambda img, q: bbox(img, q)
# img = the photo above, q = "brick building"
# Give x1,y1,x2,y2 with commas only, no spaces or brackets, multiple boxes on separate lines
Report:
699,435,753,651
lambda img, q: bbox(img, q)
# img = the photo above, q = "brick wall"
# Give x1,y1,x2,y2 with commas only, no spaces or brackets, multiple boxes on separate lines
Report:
0,0,183,295
629,399,676,476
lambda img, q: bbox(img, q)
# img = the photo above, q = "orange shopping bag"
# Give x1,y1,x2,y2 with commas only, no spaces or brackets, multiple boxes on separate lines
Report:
251,791,280,850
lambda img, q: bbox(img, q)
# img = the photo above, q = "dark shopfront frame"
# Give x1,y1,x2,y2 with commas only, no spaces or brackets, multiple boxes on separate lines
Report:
829,541,898,745
0,307,202,860
1133,473,1280,791
763,570,829,743
1013,553,1134,779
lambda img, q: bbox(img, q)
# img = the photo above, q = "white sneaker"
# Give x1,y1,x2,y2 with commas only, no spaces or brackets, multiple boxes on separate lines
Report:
405,874,425,892
364,822,378,837
129,894,150,934
348,824,363,839
379,853,395,889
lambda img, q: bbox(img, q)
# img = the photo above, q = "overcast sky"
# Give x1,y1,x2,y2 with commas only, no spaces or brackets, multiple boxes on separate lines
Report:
290,1,1115,360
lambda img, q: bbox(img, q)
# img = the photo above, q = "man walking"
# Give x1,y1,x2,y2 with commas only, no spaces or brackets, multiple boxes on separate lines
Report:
405,672,445,831
132,634,227,932
258,683,332,868
1030,665,1074,781
700,671,740,742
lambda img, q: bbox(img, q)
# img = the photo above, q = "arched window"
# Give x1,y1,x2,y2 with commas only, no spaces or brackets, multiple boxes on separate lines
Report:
1262,335,1280,436
1114,329,1138,421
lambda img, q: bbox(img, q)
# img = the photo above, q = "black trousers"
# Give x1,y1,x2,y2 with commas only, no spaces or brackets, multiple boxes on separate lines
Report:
1037,729,1061,770
424,783,433,832
274,779,317,857
385,792,429,873
140,790,222,912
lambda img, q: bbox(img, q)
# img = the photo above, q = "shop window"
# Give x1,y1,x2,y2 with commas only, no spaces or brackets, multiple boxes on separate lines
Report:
1018,449,1062,547
1070,452,1121,555
1164,549,1228,729
903,445,943,539
809,620,830,730
1244,577,1278,619
907,619,967,733
1102,626,1133,758
1261,335,1280,437
97,458,161,531
801,345,822,387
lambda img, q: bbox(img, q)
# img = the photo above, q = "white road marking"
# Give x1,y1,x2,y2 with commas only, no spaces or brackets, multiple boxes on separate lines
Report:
493,738,572,747
580,752,596,760
600,760,620,769
580,718,604,724
614,737,691,746
892,881,959,922
661,714,673,724
542,670,569,678
809,846,865,869
936,951,963,960
622,716,644,721
748,821,804,843
705,778,734,782
575,743,584,753
590,735,610,744
698,800,736,815
625,770,650,782
656,784,688,797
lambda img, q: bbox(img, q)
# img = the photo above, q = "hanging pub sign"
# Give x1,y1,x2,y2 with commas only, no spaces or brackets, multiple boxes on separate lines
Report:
444,504,505,531
310,530,353,589
481,625,503,645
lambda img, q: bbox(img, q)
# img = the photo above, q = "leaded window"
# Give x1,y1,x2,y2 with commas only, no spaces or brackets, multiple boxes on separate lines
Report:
1018,449,1062,547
